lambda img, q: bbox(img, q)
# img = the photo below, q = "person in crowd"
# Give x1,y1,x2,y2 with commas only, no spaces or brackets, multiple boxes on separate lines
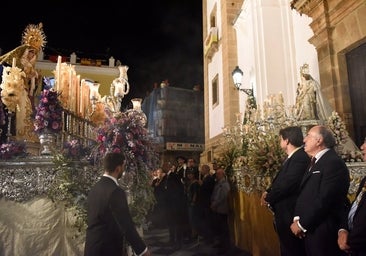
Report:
186,169,201,242
290,125,350,255
337,139,366,255
187,158,200,180
198,164,215,243
181,158,199,240
163,161,186,250
176,156,187,185
211,160,218,180
84,152,150,256
261,126,310,256
210,166,231,254
150,168,167,229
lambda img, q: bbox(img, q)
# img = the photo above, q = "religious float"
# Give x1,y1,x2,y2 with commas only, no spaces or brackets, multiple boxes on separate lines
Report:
0,24,157,255
217,64,365,255
0,24,364,256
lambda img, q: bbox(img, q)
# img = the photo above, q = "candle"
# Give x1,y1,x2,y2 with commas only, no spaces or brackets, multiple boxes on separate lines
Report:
12,58,16,68
80,79,85,117
56,55,62,91
76,75,80,116
69,66,73,111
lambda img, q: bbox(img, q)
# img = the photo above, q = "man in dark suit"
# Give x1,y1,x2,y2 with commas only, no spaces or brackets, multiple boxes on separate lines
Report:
84,152,150,256
290,125,350,255
337,140,366,256
261,126,310,256
163,161,186,249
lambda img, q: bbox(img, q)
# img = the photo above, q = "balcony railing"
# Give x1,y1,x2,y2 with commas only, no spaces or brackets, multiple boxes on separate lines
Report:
204,27,218,58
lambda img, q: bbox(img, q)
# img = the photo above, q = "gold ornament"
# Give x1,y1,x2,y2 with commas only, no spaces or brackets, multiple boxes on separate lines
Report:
21,23,47,52
0,23,47,67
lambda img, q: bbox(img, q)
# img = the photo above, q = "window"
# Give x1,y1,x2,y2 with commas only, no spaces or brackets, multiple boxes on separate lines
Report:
212,74,218,107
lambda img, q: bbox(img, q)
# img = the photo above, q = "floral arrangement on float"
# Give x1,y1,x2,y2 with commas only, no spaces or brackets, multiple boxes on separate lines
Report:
92,101,159,226
47,98,158,233
33,89,63,134
0,140,28,160
221,92,364,194
326,111,363,162
219,93,288,193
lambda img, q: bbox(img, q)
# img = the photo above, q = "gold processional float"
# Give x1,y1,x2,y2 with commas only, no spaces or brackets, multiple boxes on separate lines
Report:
0,23,135,156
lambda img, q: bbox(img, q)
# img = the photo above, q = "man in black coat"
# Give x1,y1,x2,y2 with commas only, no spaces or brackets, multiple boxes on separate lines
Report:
337,140,366,256
84,152,150,256
261,126,310,256
290,125,350,256
164,161,186,249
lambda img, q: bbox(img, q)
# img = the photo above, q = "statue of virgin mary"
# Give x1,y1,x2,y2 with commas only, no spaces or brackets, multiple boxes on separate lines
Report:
295,63,360,155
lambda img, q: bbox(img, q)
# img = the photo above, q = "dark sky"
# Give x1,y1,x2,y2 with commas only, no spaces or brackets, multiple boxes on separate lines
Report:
1,1,203,101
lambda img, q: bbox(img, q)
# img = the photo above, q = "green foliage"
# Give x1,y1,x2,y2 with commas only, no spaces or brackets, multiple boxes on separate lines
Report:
128,161,156,226
47,153,100,236
246,127,285,177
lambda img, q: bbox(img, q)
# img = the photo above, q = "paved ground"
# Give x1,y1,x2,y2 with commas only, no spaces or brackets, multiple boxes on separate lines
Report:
143,226,251,256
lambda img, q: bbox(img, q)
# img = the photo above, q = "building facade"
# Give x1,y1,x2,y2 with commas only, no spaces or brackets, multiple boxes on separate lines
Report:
202,0,366,162
142,86,204,164
202,0,366,254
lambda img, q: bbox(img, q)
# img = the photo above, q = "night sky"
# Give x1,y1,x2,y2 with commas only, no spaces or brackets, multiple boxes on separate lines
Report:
1,1,203,102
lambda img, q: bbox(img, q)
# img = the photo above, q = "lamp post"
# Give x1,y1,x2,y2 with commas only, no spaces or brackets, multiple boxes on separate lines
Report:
231,66,253,96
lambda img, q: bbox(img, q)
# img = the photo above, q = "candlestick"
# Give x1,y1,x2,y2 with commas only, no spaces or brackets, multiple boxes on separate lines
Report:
56,55,62,91
90,83,100,100
69,66,73,111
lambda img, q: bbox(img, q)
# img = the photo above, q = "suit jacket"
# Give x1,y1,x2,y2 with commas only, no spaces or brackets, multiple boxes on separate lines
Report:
266,147,310,215
294,148,350,255
265,147,309,256
339,176,366,255
84,176,146,256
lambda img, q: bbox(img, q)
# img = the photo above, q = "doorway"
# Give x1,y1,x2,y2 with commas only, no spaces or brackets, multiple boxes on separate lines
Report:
346,42,366,147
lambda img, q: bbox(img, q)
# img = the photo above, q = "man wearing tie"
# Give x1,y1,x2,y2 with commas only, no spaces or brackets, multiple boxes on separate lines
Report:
261,126,310,256
290,125,350,255
337,139,366,256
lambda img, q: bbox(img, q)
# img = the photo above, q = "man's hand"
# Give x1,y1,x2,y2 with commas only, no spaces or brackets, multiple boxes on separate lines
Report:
290,221,305,239
337,229,350,252
260,191,268,206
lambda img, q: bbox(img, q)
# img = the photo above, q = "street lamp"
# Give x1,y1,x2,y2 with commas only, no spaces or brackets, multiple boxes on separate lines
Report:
231,66,253,96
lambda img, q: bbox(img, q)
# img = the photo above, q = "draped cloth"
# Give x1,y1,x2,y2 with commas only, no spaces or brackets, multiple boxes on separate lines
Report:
0,197,85,255
312,76,333,122
312,75,360,151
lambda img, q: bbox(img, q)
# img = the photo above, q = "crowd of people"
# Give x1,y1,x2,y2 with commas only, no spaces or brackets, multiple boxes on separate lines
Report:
83,125,366,256
147,156,231,255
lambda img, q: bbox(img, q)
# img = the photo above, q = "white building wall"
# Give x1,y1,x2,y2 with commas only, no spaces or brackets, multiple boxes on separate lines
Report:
206,0,226,139
208,49,225,138
292,11,320,83
233,0,319,111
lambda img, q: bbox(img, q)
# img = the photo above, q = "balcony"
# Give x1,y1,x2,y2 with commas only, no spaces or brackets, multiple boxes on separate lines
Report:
204,27,218,58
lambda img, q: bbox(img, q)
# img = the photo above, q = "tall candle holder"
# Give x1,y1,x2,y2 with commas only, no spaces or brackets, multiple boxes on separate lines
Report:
102,65,130,115
6,111,13,142
89,82,100,117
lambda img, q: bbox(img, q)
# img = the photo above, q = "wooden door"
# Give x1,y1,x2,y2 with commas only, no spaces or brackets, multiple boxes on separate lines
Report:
346,43,366,147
